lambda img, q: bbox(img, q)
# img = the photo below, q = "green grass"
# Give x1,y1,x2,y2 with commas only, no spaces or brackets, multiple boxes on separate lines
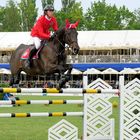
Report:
0,96,119,140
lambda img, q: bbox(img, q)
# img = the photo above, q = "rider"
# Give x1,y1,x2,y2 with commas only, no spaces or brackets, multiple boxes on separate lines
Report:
26,4,58,67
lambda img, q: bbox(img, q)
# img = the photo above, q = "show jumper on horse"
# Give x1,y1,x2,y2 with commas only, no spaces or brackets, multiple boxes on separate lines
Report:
27,4,58,68
10,4,80,89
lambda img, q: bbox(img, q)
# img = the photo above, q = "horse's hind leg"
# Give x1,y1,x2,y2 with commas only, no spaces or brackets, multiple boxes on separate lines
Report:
15,73,20,85
9,75,14,86
10,70,21,87
65,64,72,75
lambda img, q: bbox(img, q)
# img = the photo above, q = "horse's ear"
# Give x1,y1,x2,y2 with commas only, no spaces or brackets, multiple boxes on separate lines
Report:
65,19,70,28
75,20,80,27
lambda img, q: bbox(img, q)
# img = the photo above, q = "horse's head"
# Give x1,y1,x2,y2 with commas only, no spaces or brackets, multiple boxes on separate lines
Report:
64,19,80,55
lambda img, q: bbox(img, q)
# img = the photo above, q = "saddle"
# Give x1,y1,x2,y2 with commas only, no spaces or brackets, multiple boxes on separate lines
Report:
20,40,47,60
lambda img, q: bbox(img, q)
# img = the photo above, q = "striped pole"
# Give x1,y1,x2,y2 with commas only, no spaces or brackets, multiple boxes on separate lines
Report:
0,112,83,118
0,100,83,105
11,93,83,96
0,88,120,94
0,105,13,107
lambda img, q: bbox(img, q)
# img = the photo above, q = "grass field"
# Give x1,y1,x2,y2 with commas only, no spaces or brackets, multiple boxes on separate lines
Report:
0,96,119,140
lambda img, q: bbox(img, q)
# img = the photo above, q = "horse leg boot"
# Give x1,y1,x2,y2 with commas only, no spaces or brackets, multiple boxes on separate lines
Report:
58,74,71,89
57,66,72,89
57,75,66,89
26,47,38,68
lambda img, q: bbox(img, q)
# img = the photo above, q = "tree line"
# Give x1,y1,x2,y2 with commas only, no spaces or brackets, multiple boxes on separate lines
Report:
0,0,140,31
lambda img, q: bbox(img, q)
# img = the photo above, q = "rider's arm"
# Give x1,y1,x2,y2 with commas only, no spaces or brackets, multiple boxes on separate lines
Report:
34,17,51,39
38,22,50,39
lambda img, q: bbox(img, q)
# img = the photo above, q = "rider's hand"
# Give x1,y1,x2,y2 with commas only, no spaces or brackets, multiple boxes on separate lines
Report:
49,32,56,41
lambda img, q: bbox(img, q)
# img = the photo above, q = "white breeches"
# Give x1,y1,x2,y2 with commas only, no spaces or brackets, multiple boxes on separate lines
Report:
33,37,41,49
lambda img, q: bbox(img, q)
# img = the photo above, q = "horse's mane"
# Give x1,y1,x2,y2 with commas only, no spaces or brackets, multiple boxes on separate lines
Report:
48,27,65,46
43,27,66,53
55,27,65,36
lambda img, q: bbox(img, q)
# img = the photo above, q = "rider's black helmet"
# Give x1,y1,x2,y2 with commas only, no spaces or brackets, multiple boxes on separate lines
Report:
44,5,54,11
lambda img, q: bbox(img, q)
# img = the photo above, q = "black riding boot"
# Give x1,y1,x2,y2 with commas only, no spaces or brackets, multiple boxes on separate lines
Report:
26,47,38,68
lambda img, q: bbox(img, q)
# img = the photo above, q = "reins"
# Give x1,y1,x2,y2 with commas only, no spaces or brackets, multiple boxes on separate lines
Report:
55,36,66,55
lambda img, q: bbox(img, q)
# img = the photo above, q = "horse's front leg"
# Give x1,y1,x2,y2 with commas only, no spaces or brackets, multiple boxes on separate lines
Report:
64,64,73,75
58,64,73,89
45,63,72,89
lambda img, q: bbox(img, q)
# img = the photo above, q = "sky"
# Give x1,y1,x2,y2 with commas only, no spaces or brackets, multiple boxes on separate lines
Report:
1,0,140,16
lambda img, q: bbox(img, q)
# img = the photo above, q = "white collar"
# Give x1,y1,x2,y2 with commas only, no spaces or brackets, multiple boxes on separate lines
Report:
45,15,51,21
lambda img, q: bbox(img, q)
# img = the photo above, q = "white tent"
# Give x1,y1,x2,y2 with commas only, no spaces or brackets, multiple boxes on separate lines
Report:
83,68,101,74
119,68,137,74
1,30,140,51
65,68,82,75
102,68,119,74
0,32,32,51
0,68,11,74
0,69,27,75
71,68,82,75
134,68,140,74
0,69,5,74
102,68,119,82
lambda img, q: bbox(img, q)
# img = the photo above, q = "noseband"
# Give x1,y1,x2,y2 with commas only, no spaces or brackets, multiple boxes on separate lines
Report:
52,28,78,56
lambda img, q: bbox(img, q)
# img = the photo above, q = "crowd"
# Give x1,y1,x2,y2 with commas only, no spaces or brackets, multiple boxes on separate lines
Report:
0,54,140,63
18,80,83,88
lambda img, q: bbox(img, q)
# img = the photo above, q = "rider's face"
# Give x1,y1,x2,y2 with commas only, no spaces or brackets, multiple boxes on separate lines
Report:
46,10,54,18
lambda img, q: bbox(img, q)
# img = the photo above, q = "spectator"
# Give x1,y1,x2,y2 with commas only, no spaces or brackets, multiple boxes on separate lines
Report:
47,81,53,88
65,82,70,88
3,93,20,101
43,82,48,88
2,93,20,106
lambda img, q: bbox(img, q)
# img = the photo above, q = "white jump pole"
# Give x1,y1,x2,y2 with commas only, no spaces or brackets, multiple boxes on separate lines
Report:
0,100,84,105
119,75,124,140
83,74,88,140
83,74,88,88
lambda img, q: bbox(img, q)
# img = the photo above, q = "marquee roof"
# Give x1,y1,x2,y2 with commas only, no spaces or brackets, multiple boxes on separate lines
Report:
0,30,140,51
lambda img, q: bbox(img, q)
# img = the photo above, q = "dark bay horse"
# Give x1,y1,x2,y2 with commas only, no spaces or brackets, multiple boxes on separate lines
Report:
10,20,80,88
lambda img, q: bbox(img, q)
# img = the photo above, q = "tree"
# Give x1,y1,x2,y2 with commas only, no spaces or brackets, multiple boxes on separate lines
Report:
55,1,84,30
41,0,54,9
84,0,135,30
84,0,107,30
129,8,140,29
61,0,75,12
104,5,122,29
0,6,5,31
3,0,21,31
18,0,37,31
118,6,135,29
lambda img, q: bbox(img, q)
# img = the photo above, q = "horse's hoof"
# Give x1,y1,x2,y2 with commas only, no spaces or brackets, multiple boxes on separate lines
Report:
56,84,60,90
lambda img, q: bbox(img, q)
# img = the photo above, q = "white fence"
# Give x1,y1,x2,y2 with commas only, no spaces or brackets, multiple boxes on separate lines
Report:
0,76,139,139
48,76,140,140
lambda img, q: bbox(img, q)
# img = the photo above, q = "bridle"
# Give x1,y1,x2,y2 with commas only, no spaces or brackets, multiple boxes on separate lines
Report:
53,28,78,56
55,36,67,56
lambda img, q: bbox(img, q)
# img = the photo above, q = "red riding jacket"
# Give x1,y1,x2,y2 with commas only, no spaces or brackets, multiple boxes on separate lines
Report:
31,15,58,39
